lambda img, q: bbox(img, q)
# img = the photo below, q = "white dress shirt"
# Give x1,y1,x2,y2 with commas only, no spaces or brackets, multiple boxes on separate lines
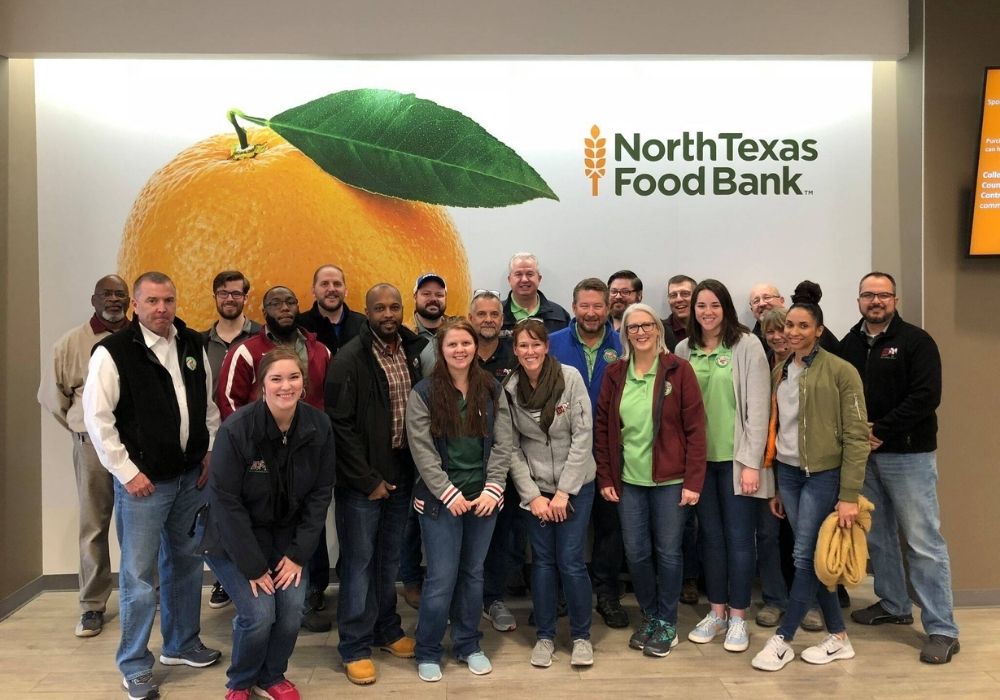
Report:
83,321,220,485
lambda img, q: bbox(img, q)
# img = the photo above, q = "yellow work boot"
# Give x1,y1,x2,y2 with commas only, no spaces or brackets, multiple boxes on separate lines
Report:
345,659,377,685
379,636,416,659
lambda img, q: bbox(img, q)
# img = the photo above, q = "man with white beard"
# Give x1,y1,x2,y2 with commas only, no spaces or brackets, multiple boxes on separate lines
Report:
38,275,131,639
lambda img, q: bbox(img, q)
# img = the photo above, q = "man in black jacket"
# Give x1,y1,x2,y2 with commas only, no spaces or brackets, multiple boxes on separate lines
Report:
501,252,570,334
295,264,366,629
839,272,960,665
325,284,427,685
82,271,222,700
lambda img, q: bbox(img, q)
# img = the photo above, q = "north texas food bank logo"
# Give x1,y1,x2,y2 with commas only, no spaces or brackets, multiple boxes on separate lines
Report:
585,124,818,197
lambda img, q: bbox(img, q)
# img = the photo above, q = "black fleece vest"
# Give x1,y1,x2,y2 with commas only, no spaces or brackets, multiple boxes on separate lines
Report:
98,318,209,481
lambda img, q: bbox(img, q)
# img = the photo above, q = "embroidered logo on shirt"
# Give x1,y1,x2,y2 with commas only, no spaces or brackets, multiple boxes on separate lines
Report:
663,381,673,396
249,460,269,474
495,368,513,379
555,402,569,416
185,356,198,371
603,348,619,363
716,355,730,367
880,347,899,359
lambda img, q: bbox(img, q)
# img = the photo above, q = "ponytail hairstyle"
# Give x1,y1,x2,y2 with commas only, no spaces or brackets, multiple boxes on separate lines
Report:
788,280,825,329
428,317,498,438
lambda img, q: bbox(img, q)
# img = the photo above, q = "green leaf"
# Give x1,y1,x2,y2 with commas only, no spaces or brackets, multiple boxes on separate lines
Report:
262,89,558,207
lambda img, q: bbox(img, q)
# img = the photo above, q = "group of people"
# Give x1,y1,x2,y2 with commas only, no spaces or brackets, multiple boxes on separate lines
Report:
38,252,961,700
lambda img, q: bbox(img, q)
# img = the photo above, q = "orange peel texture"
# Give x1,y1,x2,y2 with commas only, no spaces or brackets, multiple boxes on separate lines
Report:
119,127,471,330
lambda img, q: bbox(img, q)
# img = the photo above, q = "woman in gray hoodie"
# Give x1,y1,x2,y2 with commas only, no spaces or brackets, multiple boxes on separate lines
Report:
503,319,597,670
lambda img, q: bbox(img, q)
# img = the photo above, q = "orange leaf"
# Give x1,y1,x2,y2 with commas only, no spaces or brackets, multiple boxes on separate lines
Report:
596,158,606,168
590,125,600,138
585,158,595,168
585,138,595,148
596,148,606,158
597,169,606,177
596,138,606,148
585,148,595,157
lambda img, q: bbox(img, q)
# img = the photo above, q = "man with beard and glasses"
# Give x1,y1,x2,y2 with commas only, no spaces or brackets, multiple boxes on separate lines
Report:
217,286,330,421
39,275,130,639
662,274,696,351
839,272,960,665
297,264,366,358
607,270,643,333
202,271,261,388
549,278,630,630
325,284,427,685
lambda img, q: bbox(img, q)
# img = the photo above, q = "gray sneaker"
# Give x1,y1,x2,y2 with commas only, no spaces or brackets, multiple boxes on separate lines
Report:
530,638,556,667
483,600,517,632
122,673,159,700
75,610,103,637
571,638,594,666
801,608,824,632
158,641,221,668
755,605,784,628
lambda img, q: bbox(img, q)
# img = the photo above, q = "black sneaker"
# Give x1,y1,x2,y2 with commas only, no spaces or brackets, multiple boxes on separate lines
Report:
642,620,679,658
920,634,960,664
629,617,656,650
75,610,104,637
209,581,231,609
850,601,914,626
122,672,159,699
596,597,630,629
308,588,326,612
301,608,332,633
159,641,222,668
680,578,699,605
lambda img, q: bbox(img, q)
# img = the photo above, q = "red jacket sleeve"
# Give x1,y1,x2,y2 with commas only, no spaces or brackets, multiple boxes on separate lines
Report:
676,360,707,494
217,343,256,422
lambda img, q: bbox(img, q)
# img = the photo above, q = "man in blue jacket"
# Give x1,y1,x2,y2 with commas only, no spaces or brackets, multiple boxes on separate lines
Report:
548,278,627,629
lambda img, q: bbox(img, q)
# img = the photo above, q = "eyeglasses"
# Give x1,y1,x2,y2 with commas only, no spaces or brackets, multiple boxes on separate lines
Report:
264,298,298,309
609,288,636,297
215,290,246,300
97,290,128,299
472,289,501,299
667,290,692,300
750,293,780,307
859,292,895,302
625,322,657,335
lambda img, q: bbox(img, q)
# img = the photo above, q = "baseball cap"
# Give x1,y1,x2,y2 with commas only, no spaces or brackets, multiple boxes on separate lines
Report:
414,273,446,293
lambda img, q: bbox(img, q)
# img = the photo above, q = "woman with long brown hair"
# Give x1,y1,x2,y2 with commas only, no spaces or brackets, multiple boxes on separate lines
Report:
405,318,512,683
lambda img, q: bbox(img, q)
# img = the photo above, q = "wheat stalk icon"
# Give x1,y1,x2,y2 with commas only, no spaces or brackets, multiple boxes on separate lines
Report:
584,125,607,196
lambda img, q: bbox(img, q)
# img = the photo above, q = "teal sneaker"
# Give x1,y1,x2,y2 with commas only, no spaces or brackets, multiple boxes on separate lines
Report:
458,650,493,675
417,662,443,682
688,610,727,644
642,620,678,658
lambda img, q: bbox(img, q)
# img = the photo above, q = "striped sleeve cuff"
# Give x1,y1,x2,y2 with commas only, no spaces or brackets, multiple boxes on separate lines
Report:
440,483,462,508
482,482,504,503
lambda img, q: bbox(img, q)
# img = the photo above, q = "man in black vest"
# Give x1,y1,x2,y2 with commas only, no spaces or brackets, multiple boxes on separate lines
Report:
83,271,222,700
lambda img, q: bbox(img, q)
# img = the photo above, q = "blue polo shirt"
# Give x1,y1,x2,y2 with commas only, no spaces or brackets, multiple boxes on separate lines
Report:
548,320,622,411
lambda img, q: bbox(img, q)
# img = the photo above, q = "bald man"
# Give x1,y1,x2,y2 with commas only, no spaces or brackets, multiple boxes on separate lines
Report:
38,275,131,638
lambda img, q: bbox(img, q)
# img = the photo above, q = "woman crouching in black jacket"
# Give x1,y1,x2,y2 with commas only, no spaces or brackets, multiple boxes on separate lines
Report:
201,347,336,700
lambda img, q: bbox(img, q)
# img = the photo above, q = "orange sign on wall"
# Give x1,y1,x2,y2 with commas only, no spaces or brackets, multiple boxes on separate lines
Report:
970,68,1000,256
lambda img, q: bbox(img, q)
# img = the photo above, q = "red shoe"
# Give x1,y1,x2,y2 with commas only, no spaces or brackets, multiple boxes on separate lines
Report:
226,689,252,700
252,679,300,700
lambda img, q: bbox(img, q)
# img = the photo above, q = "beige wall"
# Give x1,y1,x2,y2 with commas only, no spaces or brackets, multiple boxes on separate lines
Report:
922,0,1000,603
0,57,42,602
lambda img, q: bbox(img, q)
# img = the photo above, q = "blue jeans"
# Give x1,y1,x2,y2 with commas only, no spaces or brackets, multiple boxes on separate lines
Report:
482,478,520,606
206,554,307,690
618,482,685,624
863,452,959,637
527,481,595,640
757,498,789,609
113,466,205,680
334,482,411,663
774,463,845,641
416,505,497,663
682,507,701,580
696,461,758,610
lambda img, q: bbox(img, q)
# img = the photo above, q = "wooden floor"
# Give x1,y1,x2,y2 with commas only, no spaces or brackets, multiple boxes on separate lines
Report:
1,579,995,698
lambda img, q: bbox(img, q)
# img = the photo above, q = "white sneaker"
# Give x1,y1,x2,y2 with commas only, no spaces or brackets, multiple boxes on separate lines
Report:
530,638,556,668
801,633,855,665
723,615,750,652
751,634,795,671
687,610,727,644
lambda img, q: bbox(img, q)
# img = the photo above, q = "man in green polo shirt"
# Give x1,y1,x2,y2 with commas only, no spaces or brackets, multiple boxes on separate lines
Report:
501,252,570,334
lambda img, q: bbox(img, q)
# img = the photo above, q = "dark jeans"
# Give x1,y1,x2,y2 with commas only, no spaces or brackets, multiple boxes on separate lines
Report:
334,479,411,663
206,554,307,690
482,478,520,606
757,498,789,609
415,505,497,663
774,463,845,641
399,505,423,587
527,481,595,640
307,526,330,595
682,507,701,580
696,460,758,610
618,482,686,624
590,485,626,600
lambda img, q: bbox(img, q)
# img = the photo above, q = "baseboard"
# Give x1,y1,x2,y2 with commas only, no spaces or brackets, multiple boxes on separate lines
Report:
0,575,47,621
953,588,1000,606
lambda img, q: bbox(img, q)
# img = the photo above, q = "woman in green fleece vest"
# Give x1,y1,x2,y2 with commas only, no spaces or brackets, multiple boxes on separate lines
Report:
751,284,869,673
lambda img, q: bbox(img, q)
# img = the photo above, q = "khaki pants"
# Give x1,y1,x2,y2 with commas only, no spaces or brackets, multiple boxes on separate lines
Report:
73,432,114,613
